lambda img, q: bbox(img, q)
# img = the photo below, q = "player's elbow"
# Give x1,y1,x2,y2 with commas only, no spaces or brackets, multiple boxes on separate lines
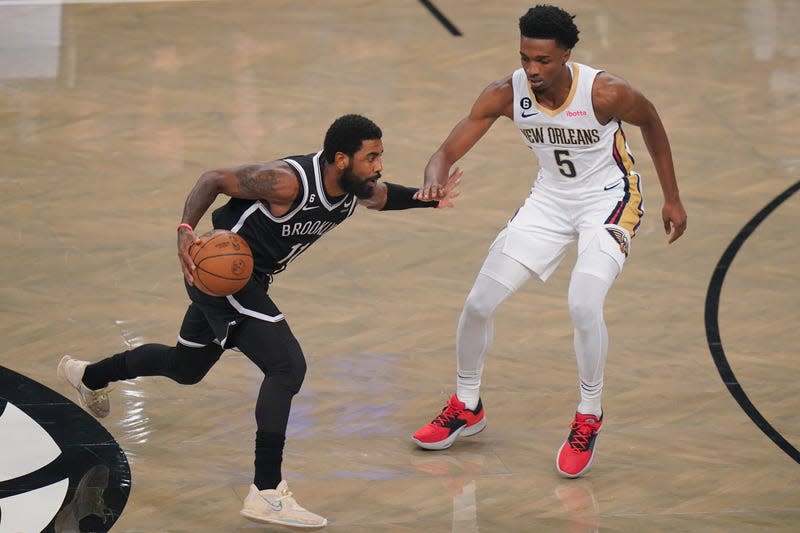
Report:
197,169,232,196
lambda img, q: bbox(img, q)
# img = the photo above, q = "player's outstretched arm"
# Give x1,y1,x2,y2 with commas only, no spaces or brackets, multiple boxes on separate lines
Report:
360,167,462,211
416,76,512,202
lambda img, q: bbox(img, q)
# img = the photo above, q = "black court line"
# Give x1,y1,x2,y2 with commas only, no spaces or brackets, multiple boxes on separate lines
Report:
704,179,800,464
419,0,462,36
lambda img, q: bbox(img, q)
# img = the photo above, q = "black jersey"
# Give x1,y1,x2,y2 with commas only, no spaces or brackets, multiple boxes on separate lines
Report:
211,151,358,283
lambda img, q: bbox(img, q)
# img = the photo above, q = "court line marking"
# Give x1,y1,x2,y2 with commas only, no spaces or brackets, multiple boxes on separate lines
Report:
704,179,800,464
418,0,461,36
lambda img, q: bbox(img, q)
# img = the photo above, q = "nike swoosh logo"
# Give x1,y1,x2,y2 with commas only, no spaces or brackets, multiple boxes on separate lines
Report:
342,199,354,208
604,181,622,191
521,111,538,118
261,497,282,511
301,205,319,211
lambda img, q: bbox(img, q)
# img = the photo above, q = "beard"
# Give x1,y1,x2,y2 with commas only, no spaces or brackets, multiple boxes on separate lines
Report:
341,169,380,199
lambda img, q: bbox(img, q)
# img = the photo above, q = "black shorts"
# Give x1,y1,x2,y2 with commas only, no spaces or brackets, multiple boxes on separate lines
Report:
178,278,284,348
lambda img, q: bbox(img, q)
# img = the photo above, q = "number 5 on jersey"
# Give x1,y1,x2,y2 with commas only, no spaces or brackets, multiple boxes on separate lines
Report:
554,149,577,178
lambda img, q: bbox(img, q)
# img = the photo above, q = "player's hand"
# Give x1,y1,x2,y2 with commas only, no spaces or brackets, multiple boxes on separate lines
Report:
414,167,462,202
177,227,200,284
435,167,462,208
663,199,687,243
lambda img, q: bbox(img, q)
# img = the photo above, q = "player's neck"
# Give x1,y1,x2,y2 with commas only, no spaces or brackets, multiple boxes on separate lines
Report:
321,160,346,197
535,64,572,109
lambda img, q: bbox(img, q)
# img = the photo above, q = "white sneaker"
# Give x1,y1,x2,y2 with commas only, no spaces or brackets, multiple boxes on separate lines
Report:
240,480,327,528
57,355,110,418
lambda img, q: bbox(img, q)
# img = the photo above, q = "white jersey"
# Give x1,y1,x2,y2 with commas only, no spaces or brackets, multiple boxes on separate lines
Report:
512,62,636,191
500,62,645,281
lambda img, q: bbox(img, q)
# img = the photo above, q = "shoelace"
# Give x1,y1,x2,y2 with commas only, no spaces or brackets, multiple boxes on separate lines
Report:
431,401,462,427
85,387,112,408
567,420,598,452
259,489,295,511
276,489,307,511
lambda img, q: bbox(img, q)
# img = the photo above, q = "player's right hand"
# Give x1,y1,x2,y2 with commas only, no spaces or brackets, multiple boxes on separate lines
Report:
414,167,461,202
434,168,462,208
177,227,199,285
414,183,444,202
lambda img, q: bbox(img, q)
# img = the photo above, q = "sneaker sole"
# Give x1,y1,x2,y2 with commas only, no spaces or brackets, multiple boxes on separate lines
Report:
555,440,597,479
412,417,487,450
239,509,327,528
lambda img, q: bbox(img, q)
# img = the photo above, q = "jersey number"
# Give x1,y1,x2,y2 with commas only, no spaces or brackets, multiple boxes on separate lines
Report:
554,150,577,178
275,242,311,273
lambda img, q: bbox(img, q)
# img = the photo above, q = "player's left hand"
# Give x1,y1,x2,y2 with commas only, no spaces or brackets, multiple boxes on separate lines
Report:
434,167,462,208
663,199,687,243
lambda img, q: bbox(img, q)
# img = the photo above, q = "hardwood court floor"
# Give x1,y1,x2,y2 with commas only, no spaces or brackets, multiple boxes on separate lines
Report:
1,0,798,531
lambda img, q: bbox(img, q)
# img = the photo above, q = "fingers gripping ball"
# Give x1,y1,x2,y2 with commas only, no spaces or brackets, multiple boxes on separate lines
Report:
189,230,254,296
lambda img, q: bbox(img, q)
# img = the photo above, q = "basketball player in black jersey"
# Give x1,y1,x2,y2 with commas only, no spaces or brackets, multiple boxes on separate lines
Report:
57,114,460,528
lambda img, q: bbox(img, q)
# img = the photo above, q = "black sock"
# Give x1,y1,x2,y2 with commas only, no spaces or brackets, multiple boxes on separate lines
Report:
82,353,133,390
254,431,285,490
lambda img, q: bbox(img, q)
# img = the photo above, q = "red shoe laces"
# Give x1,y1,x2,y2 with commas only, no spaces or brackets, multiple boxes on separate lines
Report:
568,419,598,451
431,401,463,426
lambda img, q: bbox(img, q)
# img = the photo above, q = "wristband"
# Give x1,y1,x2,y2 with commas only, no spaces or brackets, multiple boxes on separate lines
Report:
177,223,194,233
380,182,439,211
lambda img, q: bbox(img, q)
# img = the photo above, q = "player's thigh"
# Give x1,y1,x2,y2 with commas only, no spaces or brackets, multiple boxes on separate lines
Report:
177,303,217,347
479,229,535,291
574,226,626,284
503,191,576,281
231,317,305,378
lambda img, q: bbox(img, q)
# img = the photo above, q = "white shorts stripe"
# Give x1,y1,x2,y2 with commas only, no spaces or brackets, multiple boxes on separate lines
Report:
177,336,211,348
225,295,285,323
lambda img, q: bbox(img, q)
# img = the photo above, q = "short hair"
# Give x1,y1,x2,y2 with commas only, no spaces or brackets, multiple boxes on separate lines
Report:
322,114,382,163
519,5,580,50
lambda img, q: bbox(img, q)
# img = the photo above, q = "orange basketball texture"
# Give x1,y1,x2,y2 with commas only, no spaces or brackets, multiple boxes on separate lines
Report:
189,230,254,296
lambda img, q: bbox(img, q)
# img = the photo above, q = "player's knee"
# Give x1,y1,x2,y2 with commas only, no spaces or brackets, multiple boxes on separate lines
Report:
262,342,307,393
170,344,222,385
173,366,208,385
284,350,307,393
568,295,602,327
463,291,494,321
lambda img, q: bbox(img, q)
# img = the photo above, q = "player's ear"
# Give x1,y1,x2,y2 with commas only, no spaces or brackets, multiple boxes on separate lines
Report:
334,152,350,171
562,48,572,64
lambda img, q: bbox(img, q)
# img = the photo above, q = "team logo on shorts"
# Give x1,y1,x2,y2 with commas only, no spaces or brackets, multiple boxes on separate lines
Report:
605,227,630,256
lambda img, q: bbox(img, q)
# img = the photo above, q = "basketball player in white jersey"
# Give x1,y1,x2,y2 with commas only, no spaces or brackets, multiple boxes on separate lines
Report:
411,4,687,478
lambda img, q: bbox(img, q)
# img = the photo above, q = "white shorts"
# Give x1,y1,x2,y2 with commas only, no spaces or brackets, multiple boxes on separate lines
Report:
496,176,643,282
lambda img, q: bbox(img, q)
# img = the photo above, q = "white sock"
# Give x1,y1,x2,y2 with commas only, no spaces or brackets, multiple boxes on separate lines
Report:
455,274,514,411
568,269,613,419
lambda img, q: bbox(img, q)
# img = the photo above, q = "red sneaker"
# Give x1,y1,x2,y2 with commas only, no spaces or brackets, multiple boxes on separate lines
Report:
412,394,487,450
556,412,603,478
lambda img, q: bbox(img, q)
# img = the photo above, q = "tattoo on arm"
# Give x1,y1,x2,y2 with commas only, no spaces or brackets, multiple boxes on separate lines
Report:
236,165,279,198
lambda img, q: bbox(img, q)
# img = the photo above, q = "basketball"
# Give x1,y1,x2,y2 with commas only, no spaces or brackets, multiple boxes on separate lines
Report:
189,230,254,296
